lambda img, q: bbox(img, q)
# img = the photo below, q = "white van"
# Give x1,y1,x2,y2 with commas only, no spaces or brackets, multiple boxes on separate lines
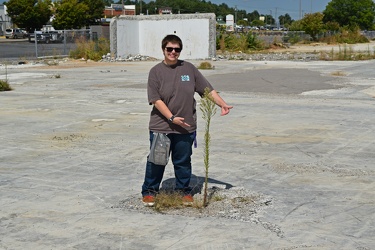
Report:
5,28,27,39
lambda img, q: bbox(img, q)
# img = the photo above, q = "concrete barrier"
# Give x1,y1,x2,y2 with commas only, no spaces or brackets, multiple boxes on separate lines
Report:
110,13,217,60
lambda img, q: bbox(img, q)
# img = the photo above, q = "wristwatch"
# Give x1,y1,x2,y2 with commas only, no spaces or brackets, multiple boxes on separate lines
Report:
168,115,175,124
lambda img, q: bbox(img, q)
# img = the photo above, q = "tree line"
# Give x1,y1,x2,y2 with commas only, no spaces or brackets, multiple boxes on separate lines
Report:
4,0,375,34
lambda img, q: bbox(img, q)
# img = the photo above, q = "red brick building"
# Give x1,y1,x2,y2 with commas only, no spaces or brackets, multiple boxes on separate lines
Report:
104,4,135,18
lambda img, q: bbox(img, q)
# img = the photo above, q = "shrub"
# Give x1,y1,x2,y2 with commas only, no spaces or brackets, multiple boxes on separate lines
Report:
216,30,226,51
246,33,263,50
0,80,12,91
320,27,369,44
197,61,213,70
287,32,303,44
224,33,240,51
69,37,110,61
219,32,264,52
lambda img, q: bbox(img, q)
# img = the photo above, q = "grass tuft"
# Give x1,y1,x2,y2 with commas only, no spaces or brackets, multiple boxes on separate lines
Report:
197,61,214,70
0,79,12,91
331,71,347,76
153,191,201,211
151,190,227,212
319,45,375,61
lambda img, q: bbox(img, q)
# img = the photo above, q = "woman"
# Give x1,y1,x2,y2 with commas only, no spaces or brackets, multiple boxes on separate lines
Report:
141,34,233,206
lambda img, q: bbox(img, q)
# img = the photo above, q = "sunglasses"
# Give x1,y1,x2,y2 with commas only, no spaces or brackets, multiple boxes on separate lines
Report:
165,47,182,53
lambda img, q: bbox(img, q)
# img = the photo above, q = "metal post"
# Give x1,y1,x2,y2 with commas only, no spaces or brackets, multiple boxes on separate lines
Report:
34,29,38,58
270,10,272,25
63,30,67,55
275,7,278,29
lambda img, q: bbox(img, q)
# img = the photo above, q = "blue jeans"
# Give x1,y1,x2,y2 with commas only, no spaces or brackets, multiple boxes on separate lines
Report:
141,131,195,196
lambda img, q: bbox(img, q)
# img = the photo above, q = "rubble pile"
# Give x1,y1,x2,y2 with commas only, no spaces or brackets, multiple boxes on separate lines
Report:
99,51,321,63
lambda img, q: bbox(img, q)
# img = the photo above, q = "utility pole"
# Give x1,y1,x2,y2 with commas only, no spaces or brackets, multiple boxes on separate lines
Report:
299,0,302,19
269,10,272,26
275,7,278,28
234,5,237,25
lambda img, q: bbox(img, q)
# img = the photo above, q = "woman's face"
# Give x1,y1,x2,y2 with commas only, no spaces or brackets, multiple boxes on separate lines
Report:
163,42,181,65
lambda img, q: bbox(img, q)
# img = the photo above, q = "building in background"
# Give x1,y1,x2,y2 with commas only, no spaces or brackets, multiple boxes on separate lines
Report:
158,7,172,15
0,4,12,36
104,4,135,18
226,14,234,32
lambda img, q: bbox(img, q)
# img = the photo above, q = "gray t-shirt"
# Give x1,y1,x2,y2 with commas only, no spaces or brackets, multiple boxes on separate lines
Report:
148,60,213,134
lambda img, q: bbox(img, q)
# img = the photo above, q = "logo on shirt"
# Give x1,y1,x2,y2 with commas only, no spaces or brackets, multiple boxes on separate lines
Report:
181,75,190,82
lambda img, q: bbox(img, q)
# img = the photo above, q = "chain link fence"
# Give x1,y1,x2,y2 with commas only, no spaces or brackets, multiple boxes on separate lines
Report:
28,29,96,59
256,30,375,46
362,30,375,39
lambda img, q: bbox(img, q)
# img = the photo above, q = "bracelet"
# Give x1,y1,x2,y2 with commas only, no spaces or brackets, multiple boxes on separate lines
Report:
168,115,175,124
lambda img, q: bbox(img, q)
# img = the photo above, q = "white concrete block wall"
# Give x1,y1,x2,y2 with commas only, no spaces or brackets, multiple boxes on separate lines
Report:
110,14,216,60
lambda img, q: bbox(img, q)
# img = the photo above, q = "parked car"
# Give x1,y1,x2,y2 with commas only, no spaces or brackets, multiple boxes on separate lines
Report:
20,29,29,37
5,28,27,39
28,31,64,43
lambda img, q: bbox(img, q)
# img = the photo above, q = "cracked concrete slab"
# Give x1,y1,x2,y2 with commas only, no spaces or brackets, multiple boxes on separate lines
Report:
0,59,374,249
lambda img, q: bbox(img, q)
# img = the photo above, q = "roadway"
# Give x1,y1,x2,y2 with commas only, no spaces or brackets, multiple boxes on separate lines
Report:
0,36,75,61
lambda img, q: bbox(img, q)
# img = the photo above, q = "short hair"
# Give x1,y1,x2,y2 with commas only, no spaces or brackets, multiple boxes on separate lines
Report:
161,34,183,50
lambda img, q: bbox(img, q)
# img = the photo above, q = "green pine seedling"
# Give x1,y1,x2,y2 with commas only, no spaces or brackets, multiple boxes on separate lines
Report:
200,87,217,207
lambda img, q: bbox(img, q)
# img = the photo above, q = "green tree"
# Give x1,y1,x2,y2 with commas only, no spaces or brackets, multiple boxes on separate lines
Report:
246,10,260,23
265,14,274,25
4,0,53,32
279,13,293,27
52,0,89,29
102,0,113,7
81,0,105,26
237,19,248,26
323,0,375,30
325,21,341,32
289,19,303,31
301,12,325,41
251,19,264,27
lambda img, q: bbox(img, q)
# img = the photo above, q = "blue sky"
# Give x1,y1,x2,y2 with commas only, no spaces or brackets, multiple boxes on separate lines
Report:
205,0,332,20
1,0,332,20
140,0,332,20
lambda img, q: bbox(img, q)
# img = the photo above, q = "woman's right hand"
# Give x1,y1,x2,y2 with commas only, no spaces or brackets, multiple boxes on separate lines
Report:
173,117,191,127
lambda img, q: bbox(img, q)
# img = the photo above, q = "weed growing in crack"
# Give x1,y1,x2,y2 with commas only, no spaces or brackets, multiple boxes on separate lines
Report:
0,79,12,91
0,63,12,91
197,61,214,70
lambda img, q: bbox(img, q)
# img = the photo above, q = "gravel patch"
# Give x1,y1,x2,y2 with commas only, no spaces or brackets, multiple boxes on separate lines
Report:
116,185,283,237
